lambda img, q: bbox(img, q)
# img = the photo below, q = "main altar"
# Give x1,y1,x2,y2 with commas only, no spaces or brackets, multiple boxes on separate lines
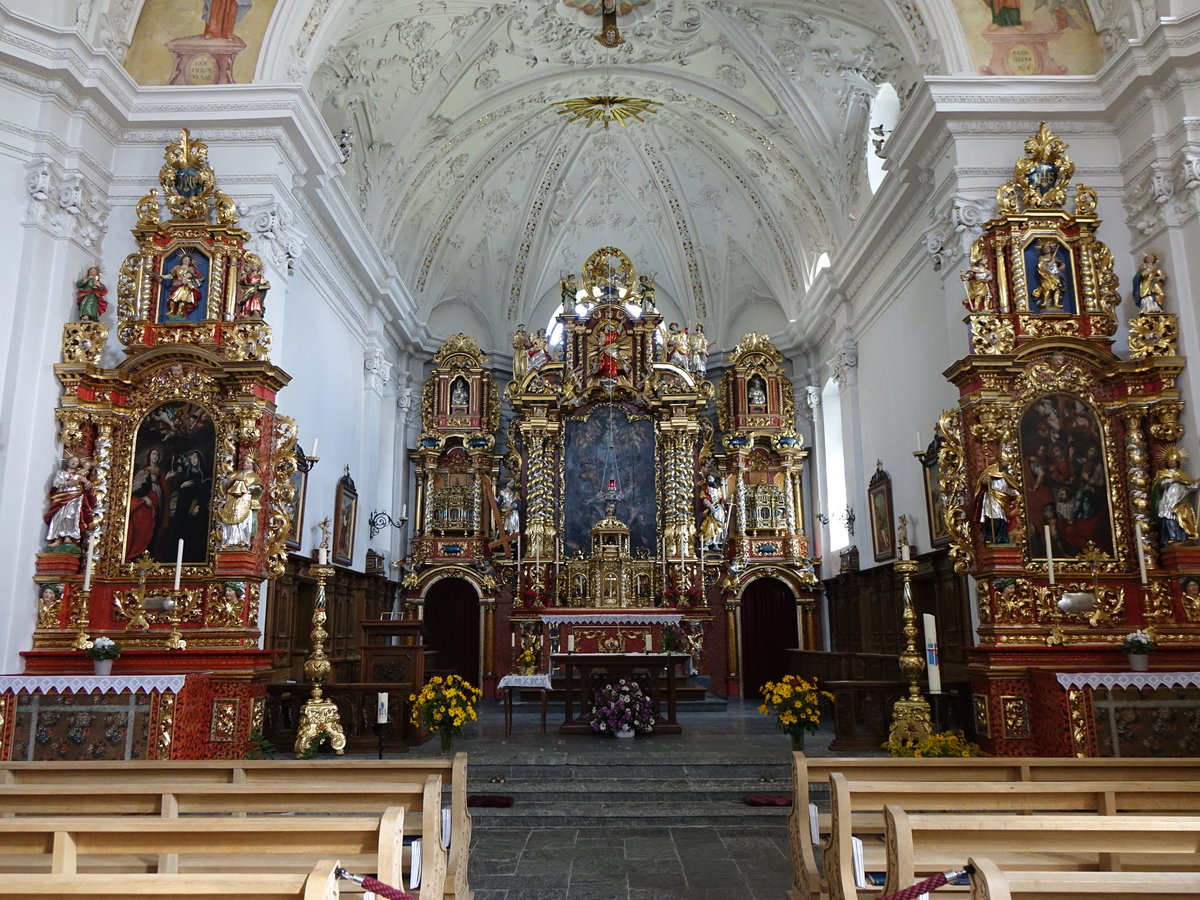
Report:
402,247,819,697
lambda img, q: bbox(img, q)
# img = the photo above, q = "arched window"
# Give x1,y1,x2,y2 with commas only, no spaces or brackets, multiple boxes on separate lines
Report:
867,82,899,194
822,377,849,550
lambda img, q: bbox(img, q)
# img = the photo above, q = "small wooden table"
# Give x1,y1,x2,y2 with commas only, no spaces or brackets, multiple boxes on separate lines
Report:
496,673,552,737
551,653,683,735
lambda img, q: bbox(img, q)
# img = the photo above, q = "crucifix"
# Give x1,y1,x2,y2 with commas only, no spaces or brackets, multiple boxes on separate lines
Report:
595,0,625,48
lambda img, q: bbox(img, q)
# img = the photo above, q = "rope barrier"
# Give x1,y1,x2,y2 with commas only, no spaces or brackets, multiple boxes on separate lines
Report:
877,865,975,900
334,866,418,900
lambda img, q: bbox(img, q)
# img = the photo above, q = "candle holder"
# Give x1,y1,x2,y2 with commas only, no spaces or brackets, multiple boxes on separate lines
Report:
888,557,933,745
162,590,189,650
70,587,93,652
294,560,346,757
123,553,157,632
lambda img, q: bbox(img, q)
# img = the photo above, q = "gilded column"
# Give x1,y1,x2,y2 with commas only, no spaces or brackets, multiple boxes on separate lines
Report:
1123,411,1154,571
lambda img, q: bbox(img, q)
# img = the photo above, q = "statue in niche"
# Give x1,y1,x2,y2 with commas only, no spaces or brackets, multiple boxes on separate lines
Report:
450,377,469,409
1031,240,1065,311
699,474,728,552
1152,446,1199,547
747,375,767,407
1133,252,1167,313
156,253,204,318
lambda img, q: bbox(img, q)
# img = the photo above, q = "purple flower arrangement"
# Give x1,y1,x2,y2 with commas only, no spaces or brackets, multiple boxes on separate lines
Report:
588,677,656,736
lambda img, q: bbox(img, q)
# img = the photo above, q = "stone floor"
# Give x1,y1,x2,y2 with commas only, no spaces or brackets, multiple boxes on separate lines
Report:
396,692,844,899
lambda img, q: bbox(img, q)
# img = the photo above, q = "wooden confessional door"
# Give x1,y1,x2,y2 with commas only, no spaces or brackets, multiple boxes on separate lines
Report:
422,577,481,684
741,577,799,698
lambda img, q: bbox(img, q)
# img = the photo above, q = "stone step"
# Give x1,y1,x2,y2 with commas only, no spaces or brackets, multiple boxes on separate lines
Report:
469,798,791,828
467,776,789,804
470,760,792,782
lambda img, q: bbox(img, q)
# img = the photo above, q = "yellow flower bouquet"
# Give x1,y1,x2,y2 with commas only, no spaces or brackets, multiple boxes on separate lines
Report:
758,674,833,750
515,647,537,673
409,674,483,752
884,729,980,758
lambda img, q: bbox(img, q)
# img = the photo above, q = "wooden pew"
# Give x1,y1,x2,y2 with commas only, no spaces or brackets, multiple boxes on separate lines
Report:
884,809,1200,896
0,757,469,899
0,779,446,899
968,854,1200,900
786,753,1200,900
0,857,341,899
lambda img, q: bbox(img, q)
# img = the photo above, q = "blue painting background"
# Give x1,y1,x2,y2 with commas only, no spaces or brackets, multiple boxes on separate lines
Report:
157,248,211,323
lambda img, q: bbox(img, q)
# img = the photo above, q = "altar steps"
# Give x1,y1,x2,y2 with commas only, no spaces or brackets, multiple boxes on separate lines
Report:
513,674,712,705
467,755,793,829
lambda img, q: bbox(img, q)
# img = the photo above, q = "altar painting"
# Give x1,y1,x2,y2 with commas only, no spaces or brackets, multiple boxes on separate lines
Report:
1020,393,1113,559
124,402,216,564
562,405,655,556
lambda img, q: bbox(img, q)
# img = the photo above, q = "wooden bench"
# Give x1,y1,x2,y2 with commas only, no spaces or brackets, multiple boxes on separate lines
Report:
968,854,1200,900
0,779,445,899
0,757,470,899
0,857,341,899
787,754,1200,900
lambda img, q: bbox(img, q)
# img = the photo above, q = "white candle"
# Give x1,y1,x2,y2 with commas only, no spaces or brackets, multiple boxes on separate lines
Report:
174,539,184,590
645,631,652,651
82,537,94,592
567,634,575,652
916,432,922,452
511,630,516,648
310,438,318,458
1136,528,1148,585
319,546,328,566
1044,525,1055,585
401,503,407,520
901,544,910,562
377,692,388,724
923,613,942,694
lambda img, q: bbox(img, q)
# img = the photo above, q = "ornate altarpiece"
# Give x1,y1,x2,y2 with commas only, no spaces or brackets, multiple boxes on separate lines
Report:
403,248,817,697
22,131,295,756
940,124,1200,756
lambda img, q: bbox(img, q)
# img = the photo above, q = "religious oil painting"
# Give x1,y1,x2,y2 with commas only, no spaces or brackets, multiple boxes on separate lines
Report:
125,401,216,564
952,0,1104,77
156,248,212,324
124,0,280,86
1021,393,1114,560
922,447,950,547
562,405,656,557
284,467,307,550
868,467,895,562
333,473,357,567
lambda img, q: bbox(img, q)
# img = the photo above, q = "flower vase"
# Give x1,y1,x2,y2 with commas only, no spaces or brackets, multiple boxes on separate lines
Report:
439,730,455,754
1128,653,1150,672
615,727,635,739
92,658,113,676
789,731,805,752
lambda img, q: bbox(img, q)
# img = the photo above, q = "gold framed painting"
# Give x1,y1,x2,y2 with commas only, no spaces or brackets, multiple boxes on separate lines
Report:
919,436,950,547
284,466,307,550
332,468,357,567
868,462,895,562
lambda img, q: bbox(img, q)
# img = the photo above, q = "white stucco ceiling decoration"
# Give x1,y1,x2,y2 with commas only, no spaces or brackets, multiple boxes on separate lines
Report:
307,1,930,350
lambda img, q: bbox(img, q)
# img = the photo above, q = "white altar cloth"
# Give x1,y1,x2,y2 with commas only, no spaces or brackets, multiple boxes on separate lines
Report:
0,675,189,695
497,674,553,690
540,613,682,626
1055,671,1200,692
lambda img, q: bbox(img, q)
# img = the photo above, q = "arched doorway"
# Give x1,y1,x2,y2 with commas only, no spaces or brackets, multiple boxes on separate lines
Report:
741,577,799,698
422,578,481,684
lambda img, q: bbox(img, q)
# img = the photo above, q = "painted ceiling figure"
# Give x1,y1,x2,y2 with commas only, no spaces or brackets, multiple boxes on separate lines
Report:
203,0,252,40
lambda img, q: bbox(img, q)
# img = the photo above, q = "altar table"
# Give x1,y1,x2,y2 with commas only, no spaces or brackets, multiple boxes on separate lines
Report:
1053,671,1200,758
496,673,552,737
550,653,683,735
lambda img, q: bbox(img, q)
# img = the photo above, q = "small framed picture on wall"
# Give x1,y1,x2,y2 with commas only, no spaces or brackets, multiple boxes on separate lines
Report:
868,461,895,562
332,467,357,567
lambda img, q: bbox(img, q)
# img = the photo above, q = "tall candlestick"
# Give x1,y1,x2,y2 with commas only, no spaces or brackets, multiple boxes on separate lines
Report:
923,613,942,694
1044,525,1055,585
377,692,388,724
82,536,94,592
310,438,318,458
174,539,184,590
1136,527,1148,585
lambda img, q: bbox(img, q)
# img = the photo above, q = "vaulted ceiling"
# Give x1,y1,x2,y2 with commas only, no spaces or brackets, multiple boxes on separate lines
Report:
305,1,939,350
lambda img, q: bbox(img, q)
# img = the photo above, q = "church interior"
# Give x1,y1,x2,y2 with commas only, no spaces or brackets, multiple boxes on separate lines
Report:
2,3,1200,889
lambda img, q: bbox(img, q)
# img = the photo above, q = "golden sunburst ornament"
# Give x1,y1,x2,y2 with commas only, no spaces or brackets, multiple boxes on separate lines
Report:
552,96,660,130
